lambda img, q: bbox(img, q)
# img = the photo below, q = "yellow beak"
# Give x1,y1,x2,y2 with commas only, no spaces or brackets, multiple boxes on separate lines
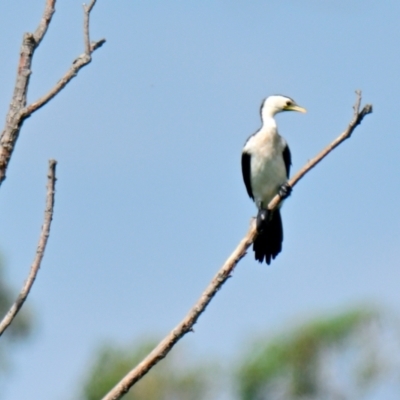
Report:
284,104,307,113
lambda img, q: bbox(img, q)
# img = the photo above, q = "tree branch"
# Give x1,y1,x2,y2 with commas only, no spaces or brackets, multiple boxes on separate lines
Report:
20,37,105,118
33,0,56,46
83,0,97,55
101,91,373,400
0,0,105,188
0,160,57,337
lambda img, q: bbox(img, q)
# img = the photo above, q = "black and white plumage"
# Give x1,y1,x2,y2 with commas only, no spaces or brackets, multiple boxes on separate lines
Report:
242,95,306,264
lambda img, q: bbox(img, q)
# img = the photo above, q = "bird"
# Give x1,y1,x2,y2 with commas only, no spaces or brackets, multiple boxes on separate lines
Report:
241,95,306,264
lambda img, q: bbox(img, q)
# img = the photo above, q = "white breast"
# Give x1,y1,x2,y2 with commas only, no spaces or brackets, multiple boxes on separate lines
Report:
244,126,287,209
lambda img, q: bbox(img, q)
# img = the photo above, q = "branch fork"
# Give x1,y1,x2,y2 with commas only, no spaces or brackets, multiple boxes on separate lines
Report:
0,0,104,336
0,0,105,187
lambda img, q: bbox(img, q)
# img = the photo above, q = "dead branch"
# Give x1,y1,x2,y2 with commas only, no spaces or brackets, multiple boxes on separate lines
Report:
101,91,373,400
0,0,105,187
0,160,57,336
84,0,98,55
33,0,56,45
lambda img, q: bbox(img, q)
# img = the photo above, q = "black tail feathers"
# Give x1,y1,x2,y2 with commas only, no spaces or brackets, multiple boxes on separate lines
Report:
253,209,283,265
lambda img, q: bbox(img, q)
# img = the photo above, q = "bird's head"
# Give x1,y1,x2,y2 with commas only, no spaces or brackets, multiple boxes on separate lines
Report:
260,95,307,121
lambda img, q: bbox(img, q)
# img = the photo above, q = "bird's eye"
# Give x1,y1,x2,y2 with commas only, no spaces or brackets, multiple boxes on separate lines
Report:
286,101,292,106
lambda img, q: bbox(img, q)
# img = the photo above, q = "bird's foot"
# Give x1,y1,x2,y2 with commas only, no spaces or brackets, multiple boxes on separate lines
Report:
278,182,292,200
256,209,270,233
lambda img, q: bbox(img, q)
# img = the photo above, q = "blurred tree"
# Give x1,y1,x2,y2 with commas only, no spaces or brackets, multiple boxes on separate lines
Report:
81,307,400,400
236,307,394,400
81,339,218,400
0,256,32,370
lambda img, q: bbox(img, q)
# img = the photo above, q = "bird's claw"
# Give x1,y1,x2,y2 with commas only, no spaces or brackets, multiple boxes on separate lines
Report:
278,182,292,199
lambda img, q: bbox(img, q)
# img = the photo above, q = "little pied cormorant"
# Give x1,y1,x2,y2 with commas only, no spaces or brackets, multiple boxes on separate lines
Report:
242,95,306,264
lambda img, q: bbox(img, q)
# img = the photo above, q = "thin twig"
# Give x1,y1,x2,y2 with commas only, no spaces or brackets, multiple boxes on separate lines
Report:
33,0,56,45
101,91,373,400
0,160,57,336
0,0,105,187
83,0,97,55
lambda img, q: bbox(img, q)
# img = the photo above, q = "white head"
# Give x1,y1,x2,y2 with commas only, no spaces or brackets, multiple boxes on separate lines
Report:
260,95,306,122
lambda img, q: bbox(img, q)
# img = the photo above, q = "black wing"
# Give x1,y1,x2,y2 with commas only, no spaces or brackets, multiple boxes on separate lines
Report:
241,151,253,200
282,145,291,178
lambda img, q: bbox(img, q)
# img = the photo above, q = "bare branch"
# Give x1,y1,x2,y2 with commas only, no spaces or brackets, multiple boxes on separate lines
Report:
20,41,104,118
0,160,57,337
22,0,106,118
0,1,56,187
83,0,98,55
90,38,106,52
33,0,56,45
101,91,373,400
0,0,105,188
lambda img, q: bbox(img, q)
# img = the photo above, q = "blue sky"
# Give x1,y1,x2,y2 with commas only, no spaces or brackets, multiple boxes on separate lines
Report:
0,1,400,399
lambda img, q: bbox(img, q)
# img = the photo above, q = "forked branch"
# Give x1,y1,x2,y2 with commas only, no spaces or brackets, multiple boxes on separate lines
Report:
102,91,373,400
0,0,105,187
0,160,57,336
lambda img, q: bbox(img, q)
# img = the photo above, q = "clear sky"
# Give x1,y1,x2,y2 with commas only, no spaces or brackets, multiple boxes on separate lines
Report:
0,1,399,399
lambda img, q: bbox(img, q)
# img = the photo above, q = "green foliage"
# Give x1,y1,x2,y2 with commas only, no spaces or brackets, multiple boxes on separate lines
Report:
81,339,216,400
80,307,395,400
236,307,379,400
